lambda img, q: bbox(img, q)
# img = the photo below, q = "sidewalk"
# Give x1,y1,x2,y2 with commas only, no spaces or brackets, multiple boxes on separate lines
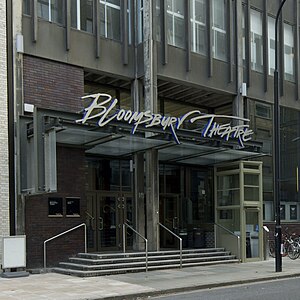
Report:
1,257,300,300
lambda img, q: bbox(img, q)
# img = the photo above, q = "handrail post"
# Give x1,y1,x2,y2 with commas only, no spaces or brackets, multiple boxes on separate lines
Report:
145,240,148,272
179,238,182,268
123,223,126,253
123,223,148,272
214,222,241,262
84,224,87,253
43,241,46,269
43,223,87,270
158,223,183,269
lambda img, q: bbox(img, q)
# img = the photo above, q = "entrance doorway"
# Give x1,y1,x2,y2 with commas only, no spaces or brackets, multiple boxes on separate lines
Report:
86,191,133,252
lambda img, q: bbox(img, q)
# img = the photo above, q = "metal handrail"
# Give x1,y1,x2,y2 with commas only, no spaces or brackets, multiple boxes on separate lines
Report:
43,223,87,269
214,222,241,262
123,223,148,272
158,222,182,268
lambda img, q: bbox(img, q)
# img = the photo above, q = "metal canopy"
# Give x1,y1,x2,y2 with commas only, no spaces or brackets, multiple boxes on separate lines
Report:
54,125,262,165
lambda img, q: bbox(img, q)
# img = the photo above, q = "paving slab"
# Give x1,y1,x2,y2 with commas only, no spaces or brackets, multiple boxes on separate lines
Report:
0,258,300,300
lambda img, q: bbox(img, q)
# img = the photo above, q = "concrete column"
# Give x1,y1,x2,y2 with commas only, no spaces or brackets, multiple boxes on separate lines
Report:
133,152,145,251
233,0,244,120
145,149,159,251
143,0,159,250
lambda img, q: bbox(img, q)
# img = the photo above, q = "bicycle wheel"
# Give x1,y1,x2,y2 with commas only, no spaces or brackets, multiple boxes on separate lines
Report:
287,243,300,260
268,240,275,258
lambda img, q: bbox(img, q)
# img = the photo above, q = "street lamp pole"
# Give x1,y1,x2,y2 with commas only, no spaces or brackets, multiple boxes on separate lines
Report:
274,0,287,273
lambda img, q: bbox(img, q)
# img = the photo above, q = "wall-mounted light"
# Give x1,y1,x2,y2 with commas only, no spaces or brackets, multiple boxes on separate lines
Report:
240,82,247,97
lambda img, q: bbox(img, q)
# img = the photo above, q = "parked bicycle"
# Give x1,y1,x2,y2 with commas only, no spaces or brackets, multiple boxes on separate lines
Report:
268,231,299,259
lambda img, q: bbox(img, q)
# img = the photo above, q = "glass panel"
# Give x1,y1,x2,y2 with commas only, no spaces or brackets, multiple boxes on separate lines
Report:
244,187,259,201
250,9,263,72
166,0,185,48
100,196,117,247
80,0,93,32
268,16,275,75
51,0,64,24
71,0,78,28
191,0,206,55
244,174,259,186
37,0,49,20
284,23,295,82
217,189,240,206
37,0,64,24
212,0,227,61
245,210,259,258
217,174,239,190
23,0,31,15
106,6,121,40
121,161,132,192
100,0,121,41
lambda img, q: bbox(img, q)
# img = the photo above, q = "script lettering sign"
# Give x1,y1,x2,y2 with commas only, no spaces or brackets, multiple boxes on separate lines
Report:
76,93,254,148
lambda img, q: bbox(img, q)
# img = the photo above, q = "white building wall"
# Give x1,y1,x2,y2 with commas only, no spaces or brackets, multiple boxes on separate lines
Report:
0,0,10,267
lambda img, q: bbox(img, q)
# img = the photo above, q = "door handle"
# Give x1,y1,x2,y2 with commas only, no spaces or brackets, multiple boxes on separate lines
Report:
98,217,103,231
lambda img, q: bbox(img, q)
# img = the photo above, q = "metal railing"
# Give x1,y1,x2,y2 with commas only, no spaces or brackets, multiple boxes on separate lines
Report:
158,222,182,268
214,222,241,262
123,223,148,272
43,223,87,269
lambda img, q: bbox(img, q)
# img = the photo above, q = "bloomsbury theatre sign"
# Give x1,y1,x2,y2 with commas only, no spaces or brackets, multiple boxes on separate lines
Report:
77,93,253,148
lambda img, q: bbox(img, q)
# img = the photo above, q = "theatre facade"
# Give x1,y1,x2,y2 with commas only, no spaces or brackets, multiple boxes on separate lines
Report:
7,1,300,270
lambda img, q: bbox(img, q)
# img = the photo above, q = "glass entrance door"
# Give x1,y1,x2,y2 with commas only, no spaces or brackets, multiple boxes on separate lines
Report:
159,194,180,249
86,191,133,252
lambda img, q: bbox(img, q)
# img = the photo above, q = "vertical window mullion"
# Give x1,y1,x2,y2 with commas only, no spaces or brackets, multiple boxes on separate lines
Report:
77,0,80,30
48,0,52,22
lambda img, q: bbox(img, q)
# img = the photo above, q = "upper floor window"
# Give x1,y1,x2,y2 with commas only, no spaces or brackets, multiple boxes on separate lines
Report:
284,23,295,82
268,16,275,75
190,0,206,55
71,0,93,33
250,9,263,73
137,0,144,44
100,0,121,41
212,0,227,61
23,0,31,15
166,0,185,49
37,0,64,25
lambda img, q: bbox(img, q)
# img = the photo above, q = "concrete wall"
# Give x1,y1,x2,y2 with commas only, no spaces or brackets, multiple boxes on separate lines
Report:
0,0,10,267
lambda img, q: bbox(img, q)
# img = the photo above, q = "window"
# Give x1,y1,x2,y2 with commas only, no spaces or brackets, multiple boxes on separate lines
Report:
37,0,64,25
23,0,31,15
268,16,275,75
284,23,295,82
250,9,263,72
212,0,227,61
166,0,185,48
137,0,144,43
100,0,121,41
255,103,271,119
71,0,93,33
190,0,206,55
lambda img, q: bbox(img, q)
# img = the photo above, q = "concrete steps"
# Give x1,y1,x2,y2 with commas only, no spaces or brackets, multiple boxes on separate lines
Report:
52,248,238,277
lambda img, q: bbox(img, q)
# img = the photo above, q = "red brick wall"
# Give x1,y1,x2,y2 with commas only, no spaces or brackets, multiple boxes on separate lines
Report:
23,56,88,269
25,146,87,269
23,55,84,112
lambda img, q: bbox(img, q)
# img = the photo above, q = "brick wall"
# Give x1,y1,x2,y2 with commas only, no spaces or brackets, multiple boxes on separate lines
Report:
0,0,10,266
23,55,87,268
26,146,87,269
23,55,84,112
